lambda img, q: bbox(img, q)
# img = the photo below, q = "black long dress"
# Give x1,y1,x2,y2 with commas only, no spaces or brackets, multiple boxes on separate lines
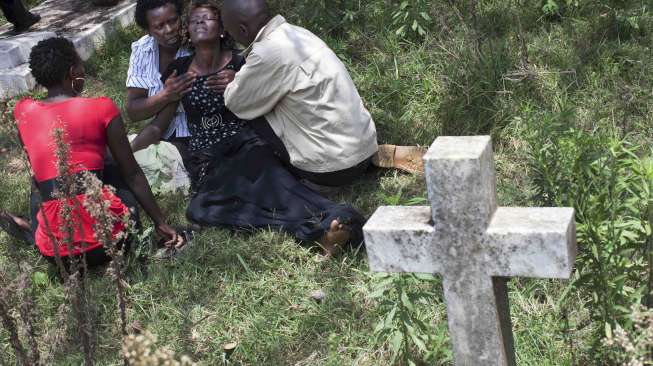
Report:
163,53,364,243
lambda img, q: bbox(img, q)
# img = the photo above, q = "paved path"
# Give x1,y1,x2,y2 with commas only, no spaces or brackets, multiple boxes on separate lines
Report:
0,0,137,99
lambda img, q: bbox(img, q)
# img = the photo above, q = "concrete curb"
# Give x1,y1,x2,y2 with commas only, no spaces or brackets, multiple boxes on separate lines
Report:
0,0,137,99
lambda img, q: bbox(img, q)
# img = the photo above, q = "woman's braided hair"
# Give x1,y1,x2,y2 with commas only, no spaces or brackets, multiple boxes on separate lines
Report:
29,37,79,88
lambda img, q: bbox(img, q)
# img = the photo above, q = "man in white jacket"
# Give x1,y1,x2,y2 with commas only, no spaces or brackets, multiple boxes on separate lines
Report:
222,0,424,188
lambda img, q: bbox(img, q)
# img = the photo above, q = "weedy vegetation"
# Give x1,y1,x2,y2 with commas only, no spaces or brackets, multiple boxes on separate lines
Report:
2,0,653,364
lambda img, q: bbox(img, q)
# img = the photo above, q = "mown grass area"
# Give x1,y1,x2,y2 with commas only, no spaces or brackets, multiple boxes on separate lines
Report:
2,0,653,364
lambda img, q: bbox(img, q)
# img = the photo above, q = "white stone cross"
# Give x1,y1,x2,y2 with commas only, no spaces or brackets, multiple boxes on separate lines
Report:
364,136,577,366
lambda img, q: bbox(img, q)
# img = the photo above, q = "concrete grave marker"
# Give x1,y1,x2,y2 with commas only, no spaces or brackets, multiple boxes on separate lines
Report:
364,136,577,365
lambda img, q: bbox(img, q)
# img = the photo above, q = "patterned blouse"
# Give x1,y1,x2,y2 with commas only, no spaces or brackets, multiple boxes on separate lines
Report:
162,52,245,152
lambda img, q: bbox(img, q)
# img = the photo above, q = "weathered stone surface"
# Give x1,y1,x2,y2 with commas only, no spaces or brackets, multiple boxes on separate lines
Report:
69,1,136,61
0,32,55,69
0,0,137,99
363,135,577,366
364,206,437,274
0,64,35,99
485,207,577,278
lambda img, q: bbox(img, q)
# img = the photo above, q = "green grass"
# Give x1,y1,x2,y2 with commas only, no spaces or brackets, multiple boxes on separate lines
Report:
3,0,653,364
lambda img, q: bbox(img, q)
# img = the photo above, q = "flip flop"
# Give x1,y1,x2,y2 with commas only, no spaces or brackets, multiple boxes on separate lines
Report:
372,145,428,174
0,211,34,245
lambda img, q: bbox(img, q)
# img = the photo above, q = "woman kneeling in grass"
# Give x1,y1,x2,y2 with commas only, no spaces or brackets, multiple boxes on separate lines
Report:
134,0,364,255
0,37,181,269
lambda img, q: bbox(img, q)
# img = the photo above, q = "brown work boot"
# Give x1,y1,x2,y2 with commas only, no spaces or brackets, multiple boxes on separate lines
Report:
372,144,427,174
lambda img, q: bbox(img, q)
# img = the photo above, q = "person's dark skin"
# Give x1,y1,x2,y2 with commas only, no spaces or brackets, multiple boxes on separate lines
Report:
137,5,234,150
128,3,236,152
45,57,182,248
126,3,195,123
221,0,272,48
181,3,350,255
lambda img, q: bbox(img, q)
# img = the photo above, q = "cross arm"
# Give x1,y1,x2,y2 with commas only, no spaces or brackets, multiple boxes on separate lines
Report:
363,206,440,274
484,207,577,279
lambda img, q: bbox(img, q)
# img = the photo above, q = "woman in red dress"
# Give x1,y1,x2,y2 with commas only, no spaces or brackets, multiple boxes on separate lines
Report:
2,37,180,268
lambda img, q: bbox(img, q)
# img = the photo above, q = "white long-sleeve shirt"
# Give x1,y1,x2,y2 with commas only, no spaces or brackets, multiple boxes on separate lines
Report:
224,15,378,173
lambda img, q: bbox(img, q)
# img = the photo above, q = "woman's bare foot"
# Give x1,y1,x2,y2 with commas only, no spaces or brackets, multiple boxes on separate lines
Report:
0,211,30,231
0,210,33,244
319,219,351,257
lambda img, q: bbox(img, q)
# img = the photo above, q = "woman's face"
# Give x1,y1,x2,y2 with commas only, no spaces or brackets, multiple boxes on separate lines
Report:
188,7,221,45
146,3,181,49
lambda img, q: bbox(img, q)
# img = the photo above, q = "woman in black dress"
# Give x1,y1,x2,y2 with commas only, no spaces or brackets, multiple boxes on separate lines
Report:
139,0,363,254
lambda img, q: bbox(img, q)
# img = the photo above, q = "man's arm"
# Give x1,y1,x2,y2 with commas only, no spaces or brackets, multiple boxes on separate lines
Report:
224,51,290,120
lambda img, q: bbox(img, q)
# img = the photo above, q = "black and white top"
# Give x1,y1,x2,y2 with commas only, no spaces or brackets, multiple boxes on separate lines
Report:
162,52,246,152
126,35,192,138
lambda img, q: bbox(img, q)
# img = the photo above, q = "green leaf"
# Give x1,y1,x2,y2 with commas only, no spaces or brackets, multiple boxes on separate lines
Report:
413,273,437,281
420,12,432,21
369,287,389,299
385,305,398,327
236,254,253,275
32,271,48,287
411,332,428,352
591,244,600,261
389,331,404,363
401,290,415,312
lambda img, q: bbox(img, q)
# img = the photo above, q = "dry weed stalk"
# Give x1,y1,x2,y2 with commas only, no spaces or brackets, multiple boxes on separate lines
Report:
0,280,30,365
123,331,196,366
16,263,41,365
52,127,95,365
80,170,130,338
0,106,95,365
604,304,653,366
41,287,72,365
0,104,43,365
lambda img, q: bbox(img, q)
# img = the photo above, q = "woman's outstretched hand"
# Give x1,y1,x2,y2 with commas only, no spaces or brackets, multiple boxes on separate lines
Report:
156,223,184,248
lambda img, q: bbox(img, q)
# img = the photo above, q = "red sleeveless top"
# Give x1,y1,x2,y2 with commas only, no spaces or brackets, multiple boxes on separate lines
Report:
14,97,129,257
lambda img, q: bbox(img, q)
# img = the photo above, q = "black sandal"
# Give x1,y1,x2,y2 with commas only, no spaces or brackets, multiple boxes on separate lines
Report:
153,227,195,259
